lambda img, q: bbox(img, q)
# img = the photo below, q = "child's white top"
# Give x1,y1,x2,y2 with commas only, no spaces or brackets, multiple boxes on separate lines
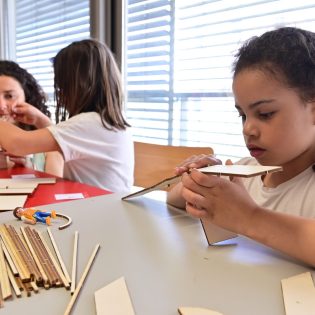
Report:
47,112,134,193
237,157,315,218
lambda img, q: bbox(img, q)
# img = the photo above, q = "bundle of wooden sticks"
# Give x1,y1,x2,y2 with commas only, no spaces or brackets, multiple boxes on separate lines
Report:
0,224,100,314
0,224,70,305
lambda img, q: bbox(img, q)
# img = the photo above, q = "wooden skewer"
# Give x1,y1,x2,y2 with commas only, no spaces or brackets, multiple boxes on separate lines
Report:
37,231,70,289
71,231,79,295
47,228,71,284
0,239,12,300
64,244,100,315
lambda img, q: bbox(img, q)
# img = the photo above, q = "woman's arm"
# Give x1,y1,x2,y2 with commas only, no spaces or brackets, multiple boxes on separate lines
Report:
181,169,315,267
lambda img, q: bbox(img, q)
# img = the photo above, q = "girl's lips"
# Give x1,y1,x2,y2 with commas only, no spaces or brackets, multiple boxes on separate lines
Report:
248,147,265,158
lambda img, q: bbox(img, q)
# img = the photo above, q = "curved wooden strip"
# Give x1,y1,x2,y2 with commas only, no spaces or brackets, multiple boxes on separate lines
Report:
56,213,72,230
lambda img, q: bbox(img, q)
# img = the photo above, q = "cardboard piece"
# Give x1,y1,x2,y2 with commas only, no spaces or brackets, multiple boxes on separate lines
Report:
94,277,135,315
178,307,224,315
0,195,28,211
281,272,315,315
0,187,35,195
200,218,237,245
122,164,282,200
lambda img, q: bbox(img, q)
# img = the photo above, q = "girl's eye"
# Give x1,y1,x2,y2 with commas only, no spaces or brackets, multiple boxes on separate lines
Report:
259,112,275,120
238,112,246,123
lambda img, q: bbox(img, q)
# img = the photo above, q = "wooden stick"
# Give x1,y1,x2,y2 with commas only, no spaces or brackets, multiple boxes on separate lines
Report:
0,239,12,299
6,262,21,298
25,227,54,286
56,213,72,230
0,225,30,282
33,229,59,286
30,281,39,293
64,244,100,315
71,231,79,295
1,238,18,276
37,231,70,289
20,227,47,286
47,228,71,284
0,284,4,308
7,225,38,282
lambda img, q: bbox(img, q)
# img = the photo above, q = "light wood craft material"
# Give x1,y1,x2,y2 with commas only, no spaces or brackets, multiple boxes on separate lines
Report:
0,239,11,299
281,272,315,315
1,237,18,275
0,178,56,186
56,213,72,230
37,231,70,290
47,228,71,284
0,195,28,211
94,277,135,315
20,227,48,285
64,244,100,315
178,307,224,315
0,187,35,195
6,262,22,298
0,225,30,282
30,228,57,286
200,218,237,245
122,164,282,200
71,231,79,295
7,225,38,282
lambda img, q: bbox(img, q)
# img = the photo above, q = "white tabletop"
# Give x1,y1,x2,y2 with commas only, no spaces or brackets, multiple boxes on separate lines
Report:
0,191,312,315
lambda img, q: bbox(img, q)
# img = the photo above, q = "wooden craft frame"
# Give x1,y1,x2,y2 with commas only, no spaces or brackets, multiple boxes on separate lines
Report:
122,164,282,200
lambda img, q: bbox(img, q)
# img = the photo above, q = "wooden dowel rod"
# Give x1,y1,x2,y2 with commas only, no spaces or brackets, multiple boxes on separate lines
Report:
71,231,79,295
47,228,71,284
37,231,70,289
64,244,100,315
26,227,53,286
20,227,47,286
32,229,58,286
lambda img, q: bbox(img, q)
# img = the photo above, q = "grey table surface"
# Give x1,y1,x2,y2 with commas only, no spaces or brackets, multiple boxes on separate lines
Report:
0,191,312,315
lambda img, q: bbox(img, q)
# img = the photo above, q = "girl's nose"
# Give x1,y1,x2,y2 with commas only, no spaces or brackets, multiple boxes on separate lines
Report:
242,118,259,137
0,96,9,114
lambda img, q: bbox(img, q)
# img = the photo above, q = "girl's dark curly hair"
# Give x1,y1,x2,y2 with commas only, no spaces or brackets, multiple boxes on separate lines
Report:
233,27,315,103
0,60,50,130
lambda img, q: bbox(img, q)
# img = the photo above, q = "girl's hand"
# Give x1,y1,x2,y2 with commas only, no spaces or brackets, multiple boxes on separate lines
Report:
11,102,51,128
181,167,258,235
174,154,222,175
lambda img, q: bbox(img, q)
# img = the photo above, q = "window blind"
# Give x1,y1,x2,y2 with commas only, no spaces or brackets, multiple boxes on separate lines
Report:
125,0,315,161
15,0,90,112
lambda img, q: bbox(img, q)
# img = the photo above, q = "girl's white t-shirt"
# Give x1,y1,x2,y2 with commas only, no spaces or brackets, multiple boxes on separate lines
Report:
237,157,315,218
47,112,134,193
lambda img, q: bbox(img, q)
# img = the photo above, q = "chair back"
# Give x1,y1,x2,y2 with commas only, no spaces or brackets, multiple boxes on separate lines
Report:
134,142,214,188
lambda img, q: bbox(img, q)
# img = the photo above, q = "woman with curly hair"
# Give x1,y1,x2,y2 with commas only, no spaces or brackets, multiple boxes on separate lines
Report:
0,60,63,176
